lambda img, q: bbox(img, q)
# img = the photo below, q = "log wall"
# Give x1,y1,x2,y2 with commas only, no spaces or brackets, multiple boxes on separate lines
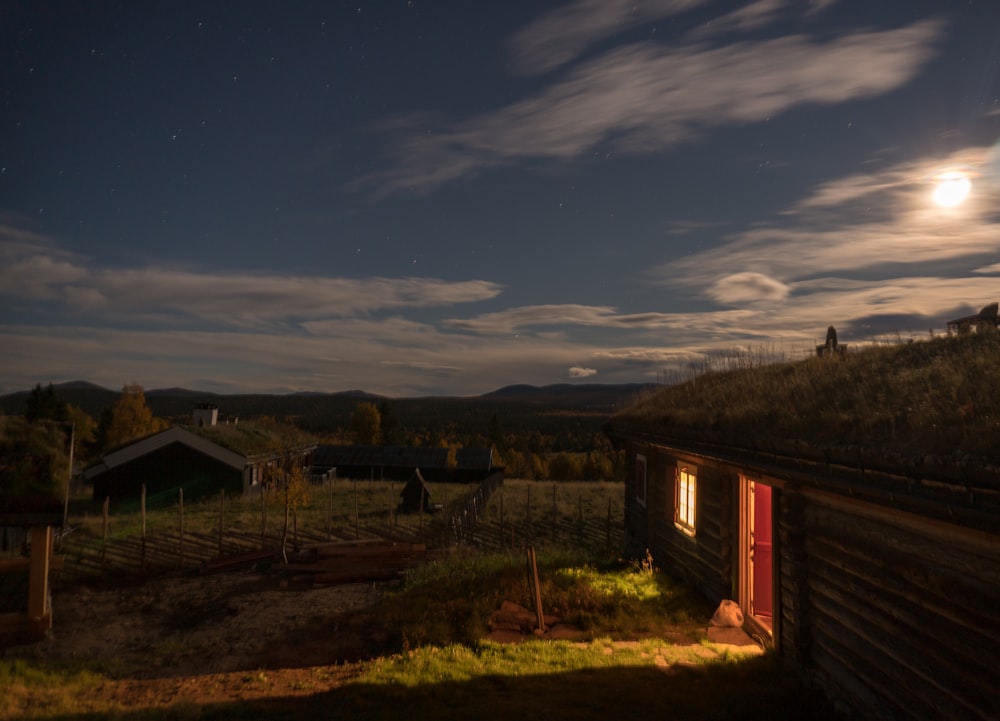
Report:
618,434,1000,721
788,487,1000,721
626,445,730,603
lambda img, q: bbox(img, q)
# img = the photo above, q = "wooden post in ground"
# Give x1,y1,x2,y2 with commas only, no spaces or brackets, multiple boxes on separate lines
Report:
327,476,333,541
26,526,53,638
260,481,267,539
218,489,225,555
101,496,109,573
526,545,545,634
140,484,147,574
419,482,425,540
606,497,612,552
179,488,185,571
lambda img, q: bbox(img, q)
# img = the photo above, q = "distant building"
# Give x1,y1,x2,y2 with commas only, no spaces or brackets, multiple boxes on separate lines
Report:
947,301,999,334
192,403,218,427
310,445,494,483
84,426,314,507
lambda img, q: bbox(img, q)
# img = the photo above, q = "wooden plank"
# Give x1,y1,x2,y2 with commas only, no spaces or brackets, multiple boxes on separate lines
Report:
0,558,30,572
26,526,52,636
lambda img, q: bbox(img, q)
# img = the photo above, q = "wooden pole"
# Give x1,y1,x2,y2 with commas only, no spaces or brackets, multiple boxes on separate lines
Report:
261,478,267,539
179,488,185,571
527,545,545,634
419,482,425,539
606,497,612,551
140,484,146,574
26,526,53,638
218,489,225,555
326,475,333,541
101,496,109,573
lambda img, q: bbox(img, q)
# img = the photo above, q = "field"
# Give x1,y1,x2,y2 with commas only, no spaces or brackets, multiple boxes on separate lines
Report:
0,479,841,720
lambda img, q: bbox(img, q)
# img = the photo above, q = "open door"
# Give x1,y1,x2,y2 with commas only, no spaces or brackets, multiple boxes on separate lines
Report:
739,475,773,634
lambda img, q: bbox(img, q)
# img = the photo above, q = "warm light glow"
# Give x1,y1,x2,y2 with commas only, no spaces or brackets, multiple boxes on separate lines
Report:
932,171,971,207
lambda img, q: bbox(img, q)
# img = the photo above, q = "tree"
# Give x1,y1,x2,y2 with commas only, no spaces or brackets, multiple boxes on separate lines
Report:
378,400,403,445
0,416,68,513
65,405,96,461
104,384,167,449
350,401,381,445
24,383,68,423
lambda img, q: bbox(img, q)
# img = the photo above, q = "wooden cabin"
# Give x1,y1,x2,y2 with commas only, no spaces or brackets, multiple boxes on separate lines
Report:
608,329,1000,721
610,430,999,720
84,426,315,508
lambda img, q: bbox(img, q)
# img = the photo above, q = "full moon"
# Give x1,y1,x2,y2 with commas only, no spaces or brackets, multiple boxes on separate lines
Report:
932,171,971,207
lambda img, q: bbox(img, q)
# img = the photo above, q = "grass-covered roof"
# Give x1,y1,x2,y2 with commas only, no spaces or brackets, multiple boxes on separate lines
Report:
611,330,1000,476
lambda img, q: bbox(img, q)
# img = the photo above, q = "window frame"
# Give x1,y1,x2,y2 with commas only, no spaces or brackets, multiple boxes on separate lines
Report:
674,464,697,536
635,453,647,507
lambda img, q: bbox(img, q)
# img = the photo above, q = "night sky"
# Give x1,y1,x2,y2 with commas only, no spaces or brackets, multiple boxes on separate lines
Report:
3,1,1000,396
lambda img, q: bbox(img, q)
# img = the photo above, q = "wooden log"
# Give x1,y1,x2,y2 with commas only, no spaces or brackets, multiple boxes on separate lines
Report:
26,526,53,637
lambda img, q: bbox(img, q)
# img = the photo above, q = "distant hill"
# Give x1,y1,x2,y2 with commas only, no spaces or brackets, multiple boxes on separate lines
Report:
0,381,657,437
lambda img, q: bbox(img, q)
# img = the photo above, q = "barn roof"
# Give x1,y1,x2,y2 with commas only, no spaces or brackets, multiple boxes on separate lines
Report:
83,426,246,481
312,445,492,471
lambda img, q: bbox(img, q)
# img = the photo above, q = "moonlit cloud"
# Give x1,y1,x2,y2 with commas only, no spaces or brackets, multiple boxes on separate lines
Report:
372,16,941,194
507,0,707,76
708,273,791,304
3,4,992,399
0,240,503,329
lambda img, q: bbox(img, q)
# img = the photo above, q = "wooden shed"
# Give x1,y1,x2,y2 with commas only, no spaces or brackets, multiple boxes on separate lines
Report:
85,427,246,507
398,469,434,514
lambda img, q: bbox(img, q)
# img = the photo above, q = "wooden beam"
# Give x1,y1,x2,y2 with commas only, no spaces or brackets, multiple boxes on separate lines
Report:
26,526,53,637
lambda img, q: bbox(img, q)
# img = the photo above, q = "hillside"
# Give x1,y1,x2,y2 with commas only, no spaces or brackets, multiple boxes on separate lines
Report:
610,331,1000,482
0,382,654,443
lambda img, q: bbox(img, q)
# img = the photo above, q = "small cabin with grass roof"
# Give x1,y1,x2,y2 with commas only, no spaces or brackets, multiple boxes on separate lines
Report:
84,424,316,508
607,330,1000,721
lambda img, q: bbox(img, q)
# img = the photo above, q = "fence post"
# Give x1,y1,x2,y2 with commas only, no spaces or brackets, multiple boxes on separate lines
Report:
260,481,267,539
101,496,109,573
606,496,612,552
179,488,185,571
327,475,333,541
140,484,147,574
218,489,225,555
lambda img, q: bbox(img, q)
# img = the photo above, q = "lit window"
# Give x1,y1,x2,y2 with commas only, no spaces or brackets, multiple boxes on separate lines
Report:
635,454,647,507
675,465,696,535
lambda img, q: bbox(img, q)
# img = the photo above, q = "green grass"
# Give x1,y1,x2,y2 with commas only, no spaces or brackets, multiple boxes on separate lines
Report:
0,546,839,721
615,330,1000,471
369,547,712,650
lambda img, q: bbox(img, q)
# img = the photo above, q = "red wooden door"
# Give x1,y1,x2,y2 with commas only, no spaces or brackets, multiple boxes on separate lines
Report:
751,483,772,619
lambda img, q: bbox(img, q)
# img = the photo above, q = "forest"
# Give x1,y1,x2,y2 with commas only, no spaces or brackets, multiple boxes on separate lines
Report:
0,381,654,490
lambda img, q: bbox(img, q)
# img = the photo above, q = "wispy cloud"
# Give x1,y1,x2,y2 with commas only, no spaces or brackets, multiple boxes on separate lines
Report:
369,9,941,194
508,0,707,75
658,147,1000,289
0,237,503,330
